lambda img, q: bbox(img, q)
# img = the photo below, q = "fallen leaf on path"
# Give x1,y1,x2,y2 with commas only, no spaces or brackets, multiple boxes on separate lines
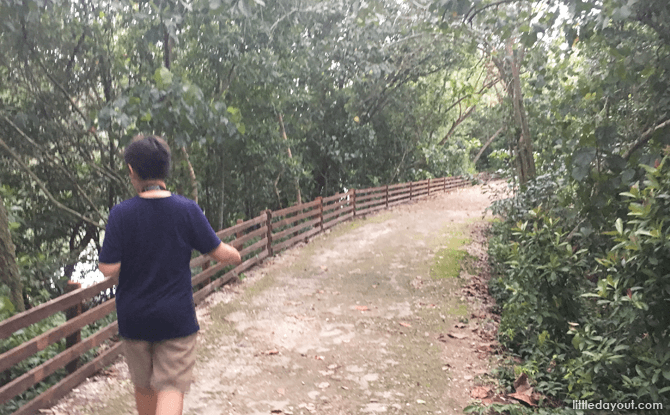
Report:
354,305,369,311
447,332,467,339
454,323,466,328
314,355,325,360
508,392,537,406
513,373,532,394
264,349,280,355
470,386,491,399
399,322,412,328
270,410,283,414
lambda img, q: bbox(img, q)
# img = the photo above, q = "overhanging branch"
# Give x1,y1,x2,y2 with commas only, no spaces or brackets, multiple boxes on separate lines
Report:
0,135,104,230
623,119,670,161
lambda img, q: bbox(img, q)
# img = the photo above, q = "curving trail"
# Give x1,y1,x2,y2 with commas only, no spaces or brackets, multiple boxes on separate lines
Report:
49,182,505,415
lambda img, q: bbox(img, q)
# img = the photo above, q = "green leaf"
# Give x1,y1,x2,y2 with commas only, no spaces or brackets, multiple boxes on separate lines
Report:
154,67,173,90
572,147,596,180
615,218,623,235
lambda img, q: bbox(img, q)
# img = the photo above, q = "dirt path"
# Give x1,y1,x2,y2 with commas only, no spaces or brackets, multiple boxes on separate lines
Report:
49,182,503,415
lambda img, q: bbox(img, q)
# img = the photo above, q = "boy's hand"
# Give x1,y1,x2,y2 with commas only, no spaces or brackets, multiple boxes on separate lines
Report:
99,262,121,279
207,242,242,265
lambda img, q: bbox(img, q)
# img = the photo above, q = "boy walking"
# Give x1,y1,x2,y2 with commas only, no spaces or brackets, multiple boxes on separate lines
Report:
98,135,241,415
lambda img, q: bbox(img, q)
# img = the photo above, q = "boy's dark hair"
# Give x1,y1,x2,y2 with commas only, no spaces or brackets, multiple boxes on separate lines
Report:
124,135,171,180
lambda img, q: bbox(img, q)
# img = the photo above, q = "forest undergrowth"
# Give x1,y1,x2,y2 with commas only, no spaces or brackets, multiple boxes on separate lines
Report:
473,157,670,414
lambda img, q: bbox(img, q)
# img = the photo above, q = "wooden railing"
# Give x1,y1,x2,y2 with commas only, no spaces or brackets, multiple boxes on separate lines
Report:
0,175,471,414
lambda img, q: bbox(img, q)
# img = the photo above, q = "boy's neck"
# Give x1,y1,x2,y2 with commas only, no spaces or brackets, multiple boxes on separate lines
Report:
138,181,171,199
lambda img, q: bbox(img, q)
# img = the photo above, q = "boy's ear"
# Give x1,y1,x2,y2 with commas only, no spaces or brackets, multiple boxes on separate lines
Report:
128,164,134,176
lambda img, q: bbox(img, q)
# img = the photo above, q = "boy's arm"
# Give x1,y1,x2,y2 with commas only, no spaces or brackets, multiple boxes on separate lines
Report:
99,262,121,279
207,242,241,265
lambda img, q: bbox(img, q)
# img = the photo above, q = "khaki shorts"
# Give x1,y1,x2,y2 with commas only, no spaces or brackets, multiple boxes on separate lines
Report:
122,333,198,393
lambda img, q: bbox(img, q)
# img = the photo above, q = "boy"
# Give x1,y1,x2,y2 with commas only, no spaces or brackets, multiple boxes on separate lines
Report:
98,135,241,415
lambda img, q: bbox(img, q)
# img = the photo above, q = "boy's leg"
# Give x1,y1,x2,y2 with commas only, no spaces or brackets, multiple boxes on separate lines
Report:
156,389,184,415
134,386,158,415
151,333,198,415
123,338,156,415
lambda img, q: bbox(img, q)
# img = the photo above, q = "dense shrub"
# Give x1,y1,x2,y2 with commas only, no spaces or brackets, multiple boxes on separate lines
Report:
487,158,670,412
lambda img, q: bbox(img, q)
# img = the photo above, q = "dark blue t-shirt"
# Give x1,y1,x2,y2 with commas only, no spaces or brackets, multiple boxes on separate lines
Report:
99,195,221,342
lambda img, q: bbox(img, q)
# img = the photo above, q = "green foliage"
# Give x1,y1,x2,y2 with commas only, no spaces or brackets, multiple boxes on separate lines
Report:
564,155,670,405
497,207,589,346
488,156,670,411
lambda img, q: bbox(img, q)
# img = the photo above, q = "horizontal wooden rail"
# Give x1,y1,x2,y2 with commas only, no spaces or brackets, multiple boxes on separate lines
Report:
270,207,319,230
323,198,350,213
272,199,320,218
356,198,386,210
0,300,116,374
323,206,354,222
323,191,351,204
12,342,124,415
272,217,321,241
273,226,321,253
0,322,118,406
0,276,117,340
214,213,267,241
355,191,385,203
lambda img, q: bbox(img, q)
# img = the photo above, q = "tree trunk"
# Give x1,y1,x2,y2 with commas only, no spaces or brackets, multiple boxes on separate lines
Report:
493,42,536,185
509,46,536,183
218,147,225,230
181,147,198,204
473,126,503,165
278,113,302,204
0,194,24,313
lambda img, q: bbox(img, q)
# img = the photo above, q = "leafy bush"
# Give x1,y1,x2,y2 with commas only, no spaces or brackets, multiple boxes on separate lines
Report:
487,155,670,413
565,158,670,406
497,207,589,347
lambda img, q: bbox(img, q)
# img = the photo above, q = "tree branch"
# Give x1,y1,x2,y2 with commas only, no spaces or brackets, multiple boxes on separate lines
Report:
465,0,518,25
0,113,106,224
473,126,504,165
438,105,477,146
0,135,103,230
623,119,670,160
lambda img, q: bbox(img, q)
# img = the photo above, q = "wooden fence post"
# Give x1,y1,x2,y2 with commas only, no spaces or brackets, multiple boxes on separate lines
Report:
444,176,447,192
409,182,413,200
317,197,323,231
64,281,82,374
201,260,210,290
236,219,243,243
265,210,273,257
351,189,357,218
427,178,431,197
385,185,389,209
